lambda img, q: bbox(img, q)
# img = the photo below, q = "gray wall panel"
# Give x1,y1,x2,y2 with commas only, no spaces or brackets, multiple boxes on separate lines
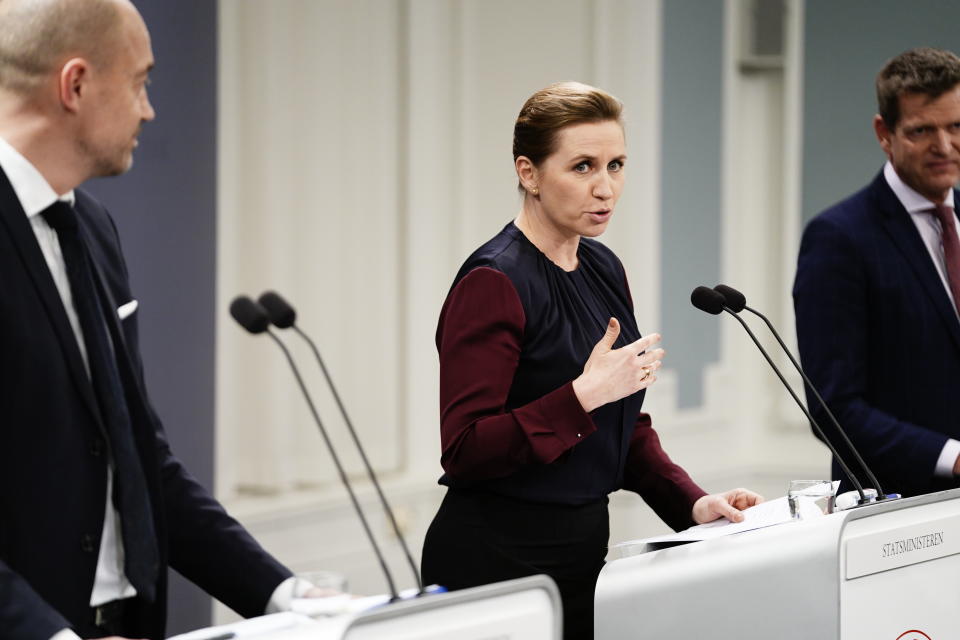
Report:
660,0,724,408
803,0,960,223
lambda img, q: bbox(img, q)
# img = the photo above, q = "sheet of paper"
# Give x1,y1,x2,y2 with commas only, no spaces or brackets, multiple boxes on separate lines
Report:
289,585,427,617
167,612,316,640
614,492,830,555
291,593,388,617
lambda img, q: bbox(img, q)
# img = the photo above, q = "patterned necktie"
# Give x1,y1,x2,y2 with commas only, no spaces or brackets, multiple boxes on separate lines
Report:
41,201,159,602
930,204,960,317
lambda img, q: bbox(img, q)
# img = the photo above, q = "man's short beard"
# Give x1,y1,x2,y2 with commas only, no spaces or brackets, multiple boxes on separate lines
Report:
78,138,132,178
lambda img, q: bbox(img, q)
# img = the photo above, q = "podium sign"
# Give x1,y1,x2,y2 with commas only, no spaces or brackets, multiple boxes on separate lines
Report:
841,499,960,638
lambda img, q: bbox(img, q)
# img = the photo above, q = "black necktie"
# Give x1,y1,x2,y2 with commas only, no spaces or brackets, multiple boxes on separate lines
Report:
41,201,159,602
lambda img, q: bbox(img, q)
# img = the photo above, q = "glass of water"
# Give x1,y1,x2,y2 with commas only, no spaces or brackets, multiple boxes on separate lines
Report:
787,480,836,519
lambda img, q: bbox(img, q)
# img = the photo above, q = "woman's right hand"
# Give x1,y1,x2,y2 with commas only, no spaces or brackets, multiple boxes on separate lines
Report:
572,318,663,413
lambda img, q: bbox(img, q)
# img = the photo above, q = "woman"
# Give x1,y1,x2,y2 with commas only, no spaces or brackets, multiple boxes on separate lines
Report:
420,82,761,640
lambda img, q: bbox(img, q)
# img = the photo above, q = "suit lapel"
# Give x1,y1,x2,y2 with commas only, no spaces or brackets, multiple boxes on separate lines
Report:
873,174,960,352
0,168,104,424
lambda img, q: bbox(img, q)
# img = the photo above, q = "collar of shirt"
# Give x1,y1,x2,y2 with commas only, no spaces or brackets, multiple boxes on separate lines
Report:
0,135,75,217
883,160,955,215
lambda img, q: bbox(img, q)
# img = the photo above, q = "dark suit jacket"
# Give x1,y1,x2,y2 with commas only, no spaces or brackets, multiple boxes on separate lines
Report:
0,168,292,639
793,170,960,498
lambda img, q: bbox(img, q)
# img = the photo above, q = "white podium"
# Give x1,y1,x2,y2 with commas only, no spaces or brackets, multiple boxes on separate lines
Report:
595,488,960,639
338,575,560,639
171,575,561,640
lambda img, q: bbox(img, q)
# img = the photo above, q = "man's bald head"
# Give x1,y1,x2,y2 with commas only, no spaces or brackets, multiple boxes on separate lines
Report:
0,0,129,95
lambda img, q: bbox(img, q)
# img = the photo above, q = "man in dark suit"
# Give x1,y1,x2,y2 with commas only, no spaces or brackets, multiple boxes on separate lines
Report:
794,47,960,499
0,1,308,638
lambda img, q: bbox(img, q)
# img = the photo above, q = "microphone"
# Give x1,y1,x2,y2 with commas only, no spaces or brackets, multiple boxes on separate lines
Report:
711,284,889,500
690,287,870,504
711,284,746,313
229,295,400,601
257,290,424,594
229,296,271,334
689,286,725,315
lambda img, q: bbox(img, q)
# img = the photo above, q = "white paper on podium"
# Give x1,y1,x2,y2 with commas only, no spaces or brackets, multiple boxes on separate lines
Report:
166,612,317,639
167,587,431,640
615,494,826,552
289,585,429,617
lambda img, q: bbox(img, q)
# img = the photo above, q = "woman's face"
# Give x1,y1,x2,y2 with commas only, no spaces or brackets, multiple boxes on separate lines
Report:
531,120,626,239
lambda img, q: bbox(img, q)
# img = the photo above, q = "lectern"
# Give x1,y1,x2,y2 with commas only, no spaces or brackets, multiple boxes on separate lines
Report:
595,488,960,639
171,574,561,640
340,575,560,639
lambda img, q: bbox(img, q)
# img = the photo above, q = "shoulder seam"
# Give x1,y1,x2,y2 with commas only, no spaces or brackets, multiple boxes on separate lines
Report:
452,265,526,336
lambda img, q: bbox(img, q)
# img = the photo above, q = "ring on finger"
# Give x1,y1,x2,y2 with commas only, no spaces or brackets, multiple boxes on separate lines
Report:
640,366,652,380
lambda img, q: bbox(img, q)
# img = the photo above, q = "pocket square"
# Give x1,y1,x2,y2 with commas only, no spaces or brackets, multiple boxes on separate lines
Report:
117,299,138,320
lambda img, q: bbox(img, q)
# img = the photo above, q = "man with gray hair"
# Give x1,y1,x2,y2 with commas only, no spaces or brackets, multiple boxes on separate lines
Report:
0,1,309,637
794,47,960,499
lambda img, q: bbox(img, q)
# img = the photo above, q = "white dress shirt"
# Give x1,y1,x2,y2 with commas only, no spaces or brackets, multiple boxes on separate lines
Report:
883,161,960,478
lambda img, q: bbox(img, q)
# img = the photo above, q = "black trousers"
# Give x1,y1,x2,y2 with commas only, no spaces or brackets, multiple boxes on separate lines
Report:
421,488,609,640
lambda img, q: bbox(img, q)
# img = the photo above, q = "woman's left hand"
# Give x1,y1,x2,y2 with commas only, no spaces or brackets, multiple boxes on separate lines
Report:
691,488,764,524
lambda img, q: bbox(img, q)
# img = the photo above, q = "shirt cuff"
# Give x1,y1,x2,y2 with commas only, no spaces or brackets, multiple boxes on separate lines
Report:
545,381,597,446
50,630,82,640
264,576,314,614
934,439,960,478
521,381,597,462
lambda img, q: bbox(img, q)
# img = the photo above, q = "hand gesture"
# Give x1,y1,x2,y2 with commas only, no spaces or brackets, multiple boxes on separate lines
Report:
691,488,765,524
572,317,664,412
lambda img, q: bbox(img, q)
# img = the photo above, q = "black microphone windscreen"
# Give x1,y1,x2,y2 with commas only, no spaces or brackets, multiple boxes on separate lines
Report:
258,291,297,328
230,296,271,334
690,286,726,315
714,284,746,313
